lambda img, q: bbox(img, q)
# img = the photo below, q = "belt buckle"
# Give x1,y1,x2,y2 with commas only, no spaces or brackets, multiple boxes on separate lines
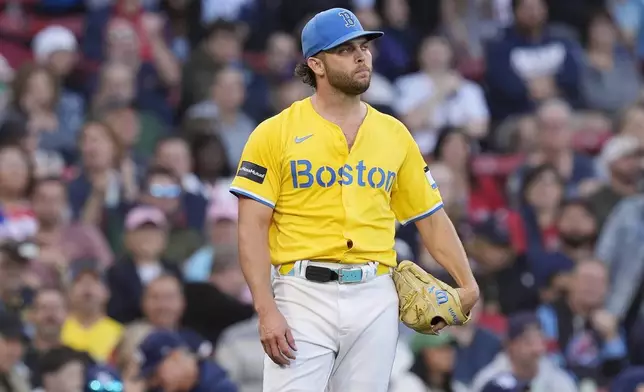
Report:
338,267,363,284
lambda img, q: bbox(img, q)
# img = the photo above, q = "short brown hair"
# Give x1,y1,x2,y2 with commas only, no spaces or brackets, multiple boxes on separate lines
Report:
11,62,60,112
78,121,125,167
294,62,317,89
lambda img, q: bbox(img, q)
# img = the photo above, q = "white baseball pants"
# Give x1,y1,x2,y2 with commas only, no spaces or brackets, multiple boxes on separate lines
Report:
262,265,399,392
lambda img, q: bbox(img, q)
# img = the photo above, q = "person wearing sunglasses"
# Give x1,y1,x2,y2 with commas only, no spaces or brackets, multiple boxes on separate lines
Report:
137,166,203,265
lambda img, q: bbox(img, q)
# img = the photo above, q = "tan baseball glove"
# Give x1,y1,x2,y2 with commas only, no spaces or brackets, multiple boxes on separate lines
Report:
392,260,471,335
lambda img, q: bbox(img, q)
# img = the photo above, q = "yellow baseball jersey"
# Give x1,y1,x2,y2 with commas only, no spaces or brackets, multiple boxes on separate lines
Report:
230,97,442,267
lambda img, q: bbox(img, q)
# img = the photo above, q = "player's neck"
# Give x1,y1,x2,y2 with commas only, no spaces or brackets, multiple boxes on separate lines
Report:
311,88,363,120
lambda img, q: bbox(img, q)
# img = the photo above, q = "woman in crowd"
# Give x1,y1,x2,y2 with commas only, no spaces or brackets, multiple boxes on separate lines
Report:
580,9,640,115
67,121,138,248
0,144,37,243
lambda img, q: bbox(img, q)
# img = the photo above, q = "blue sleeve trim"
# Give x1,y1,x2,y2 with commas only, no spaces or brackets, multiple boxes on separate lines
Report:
401,202,444,226
229,187,276,209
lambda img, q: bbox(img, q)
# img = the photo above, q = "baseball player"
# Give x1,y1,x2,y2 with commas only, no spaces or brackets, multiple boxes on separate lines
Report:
230,7,479,392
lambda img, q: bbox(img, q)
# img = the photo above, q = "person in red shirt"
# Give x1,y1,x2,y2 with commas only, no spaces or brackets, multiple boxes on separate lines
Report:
432,126,507,225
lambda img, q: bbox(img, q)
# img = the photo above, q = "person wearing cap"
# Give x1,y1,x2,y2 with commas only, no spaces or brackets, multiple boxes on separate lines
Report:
183,185,239,283
61,259,123,363
472,312,576,392
230,7,478,392
0,310,30,392
587,135,642,227
105,205,182,324
135,330,237,392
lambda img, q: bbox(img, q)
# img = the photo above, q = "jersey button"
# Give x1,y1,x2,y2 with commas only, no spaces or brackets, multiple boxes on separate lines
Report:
347,239,353,249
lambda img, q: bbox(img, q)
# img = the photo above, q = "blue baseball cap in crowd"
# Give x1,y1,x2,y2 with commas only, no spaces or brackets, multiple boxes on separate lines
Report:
136,330,187,378
301,8,383,59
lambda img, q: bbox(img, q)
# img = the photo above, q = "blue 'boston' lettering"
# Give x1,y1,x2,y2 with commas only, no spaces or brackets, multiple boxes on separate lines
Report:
290,159,396,191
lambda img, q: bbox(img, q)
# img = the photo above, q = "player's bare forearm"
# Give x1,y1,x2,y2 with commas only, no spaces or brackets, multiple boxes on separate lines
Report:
415,209,479,295
238,197,277,315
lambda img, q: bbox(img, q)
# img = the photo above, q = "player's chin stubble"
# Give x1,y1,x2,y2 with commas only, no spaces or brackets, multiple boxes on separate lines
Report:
326,67,371,96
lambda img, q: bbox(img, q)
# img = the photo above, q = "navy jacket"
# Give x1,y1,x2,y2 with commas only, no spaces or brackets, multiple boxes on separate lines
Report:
485,27,581,120
106,257,182,324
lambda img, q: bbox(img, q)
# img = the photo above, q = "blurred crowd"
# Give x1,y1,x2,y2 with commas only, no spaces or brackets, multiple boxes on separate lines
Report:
1,0,644,391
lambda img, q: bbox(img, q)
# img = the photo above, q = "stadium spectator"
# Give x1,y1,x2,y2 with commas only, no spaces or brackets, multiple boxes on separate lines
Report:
432,127,506,224
106,205,182,324
181,19,243,110
556,200,598,262
31,26,85,163
537,260,628,387
61,259,123,362
154,136,203,197
136,329,238,392
215,316,264,392
447,298,504,388
508,164,564,257
407,332,459,391
507,99,597,203
137,166,204,260
470,215,541,315
0,310,30,392
22,288,67,389
38,346,86,392
98,98,166,166
588,135,643,227
595,194,644,336
67,121,137,236
182,243,254,345
183,184,238,282
485,0,581,120
141,274,208,351
187,65,255,169
395,36,489,151
0,241,38,315
5,65,65,155
109,321,153,385
30,177,113,287
472,312,577,392
0,144,37,243
580,10,641,115
372,0,419,82
188,133,234,198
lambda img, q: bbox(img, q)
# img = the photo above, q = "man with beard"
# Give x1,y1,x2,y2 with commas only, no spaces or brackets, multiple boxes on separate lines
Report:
537,260,628,388
22,289,67,389
557,200,598,263
229,7,478,392
587,135,642,227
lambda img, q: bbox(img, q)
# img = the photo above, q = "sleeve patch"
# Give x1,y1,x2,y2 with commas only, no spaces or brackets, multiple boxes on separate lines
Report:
424,166,437,189
236,161,268,184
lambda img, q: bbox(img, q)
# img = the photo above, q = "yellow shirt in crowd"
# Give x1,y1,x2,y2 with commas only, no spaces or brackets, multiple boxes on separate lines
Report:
61,316,124,362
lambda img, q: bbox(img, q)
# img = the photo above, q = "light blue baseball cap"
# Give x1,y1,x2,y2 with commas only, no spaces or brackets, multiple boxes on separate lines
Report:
301,8,383,59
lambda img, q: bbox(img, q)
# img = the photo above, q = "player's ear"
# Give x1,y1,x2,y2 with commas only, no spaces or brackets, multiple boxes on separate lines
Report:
307,56,325,77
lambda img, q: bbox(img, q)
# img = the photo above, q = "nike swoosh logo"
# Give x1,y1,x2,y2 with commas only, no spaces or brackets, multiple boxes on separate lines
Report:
295,134,313,143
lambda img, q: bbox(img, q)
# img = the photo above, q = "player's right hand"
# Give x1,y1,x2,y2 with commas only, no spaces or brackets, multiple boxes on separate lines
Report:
258,307,297,365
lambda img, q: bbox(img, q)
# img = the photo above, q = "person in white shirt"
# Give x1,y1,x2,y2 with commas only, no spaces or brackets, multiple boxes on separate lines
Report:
394,35,489,154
